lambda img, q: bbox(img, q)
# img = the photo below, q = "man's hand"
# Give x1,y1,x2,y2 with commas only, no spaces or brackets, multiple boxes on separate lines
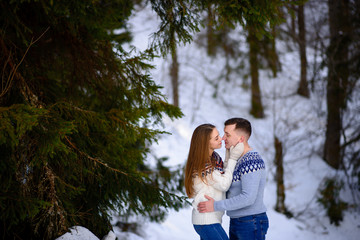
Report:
197,195,215,213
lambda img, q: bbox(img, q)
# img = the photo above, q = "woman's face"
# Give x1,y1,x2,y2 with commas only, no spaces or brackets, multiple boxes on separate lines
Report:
209,128,222,151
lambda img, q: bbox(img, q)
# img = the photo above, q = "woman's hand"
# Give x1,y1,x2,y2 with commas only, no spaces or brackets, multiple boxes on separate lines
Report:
229,142,244,160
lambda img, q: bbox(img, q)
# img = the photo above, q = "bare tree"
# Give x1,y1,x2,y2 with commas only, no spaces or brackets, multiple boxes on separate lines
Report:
297,4,310,97
169,24,179,107
170,43,179,107
324,0,350,169
248,25,265,118
274,136,293,218
206,5,216,57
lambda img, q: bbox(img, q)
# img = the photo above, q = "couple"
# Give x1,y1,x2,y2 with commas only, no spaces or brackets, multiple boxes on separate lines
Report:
184,118,268,240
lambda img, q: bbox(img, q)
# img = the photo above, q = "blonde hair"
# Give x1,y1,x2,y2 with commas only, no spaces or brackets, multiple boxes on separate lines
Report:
184,124,215,198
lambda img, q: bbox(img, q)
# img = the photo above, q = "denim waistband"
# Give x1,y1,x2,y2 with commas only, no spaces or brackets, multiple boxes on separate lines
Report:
231,212,267,221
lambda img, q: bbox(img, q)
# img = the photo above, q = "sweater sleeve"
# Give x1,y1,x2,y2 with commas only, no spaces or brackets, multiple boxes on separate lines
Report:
213,170,262,211
223,149,230,168
208,159,237,192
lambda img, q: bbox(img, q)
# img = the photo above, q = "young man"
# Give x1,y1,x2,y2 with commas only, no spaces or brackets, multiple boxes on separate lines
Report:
197,118,269,240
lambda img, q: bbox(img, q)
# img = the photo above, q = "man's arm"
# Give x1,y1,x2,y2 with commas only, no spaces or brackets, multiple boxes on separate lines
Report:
198,170,262,213
214,171,261,211
197,195,214,212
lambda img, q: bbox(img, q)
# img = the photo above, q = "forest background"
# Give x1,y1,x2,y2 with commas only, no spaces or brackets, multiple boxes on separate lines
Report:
0,0,359,239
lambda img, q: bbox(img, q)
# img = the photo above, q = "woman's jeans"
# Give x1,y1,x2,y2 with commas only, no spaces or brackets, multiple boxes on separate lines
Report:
194,223,229,240
229,212,269,240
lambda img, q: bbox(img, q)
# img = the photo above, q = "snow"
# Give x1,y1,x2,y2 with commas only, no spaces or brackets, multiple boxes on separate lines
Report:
55,226,100,240
55,227,117,240
57,3,360,240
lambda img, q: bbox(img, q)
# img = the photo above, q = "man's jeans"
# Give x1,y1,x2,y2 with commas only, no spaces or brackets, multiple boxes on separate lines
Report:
194,223,229,240
229,212,269,240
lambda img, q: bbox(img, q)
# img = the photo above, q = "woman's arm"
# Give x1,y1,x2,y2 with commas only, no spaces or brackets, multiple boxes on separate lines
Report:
209,143,244,191
208,159,237,191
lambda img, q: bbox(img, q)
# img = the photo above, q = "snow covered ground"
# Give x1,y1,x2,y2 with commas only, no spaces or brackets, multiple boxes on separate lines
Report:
58,4,360,240
119,5,359,240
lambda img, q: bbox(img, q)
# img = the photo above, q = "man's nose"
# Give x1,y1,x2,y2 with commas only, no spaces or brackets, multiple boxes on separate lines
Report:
222,135,226,140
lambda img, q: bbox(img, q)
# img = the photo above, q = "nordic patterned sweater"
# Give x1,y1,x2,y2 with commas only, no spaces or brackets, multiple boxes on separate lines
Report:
191,151,237,225
213,150,267,218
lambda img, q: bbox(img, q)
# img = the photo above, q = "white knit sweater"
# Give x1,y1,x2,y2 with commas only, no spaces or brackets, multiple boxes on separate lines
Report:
191,158,237,225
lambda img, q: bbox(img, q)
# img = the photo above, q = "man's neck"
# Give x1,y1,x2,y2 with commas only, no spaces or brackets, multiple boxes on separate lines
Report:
243,142,252,156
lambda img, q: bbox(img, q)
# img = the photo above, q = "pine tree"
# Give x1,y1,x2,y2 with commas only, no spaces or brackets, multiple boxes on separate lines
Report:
0,1,184,239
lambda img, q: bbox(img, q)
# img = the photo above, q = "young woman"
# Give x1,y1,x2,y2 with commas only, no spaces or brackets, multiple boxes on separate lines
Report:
184,124,244,240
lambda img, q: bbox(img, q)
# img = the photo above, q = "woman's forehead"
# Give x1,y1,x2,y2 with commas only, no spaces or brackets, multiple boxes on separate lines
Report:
210,128,219,136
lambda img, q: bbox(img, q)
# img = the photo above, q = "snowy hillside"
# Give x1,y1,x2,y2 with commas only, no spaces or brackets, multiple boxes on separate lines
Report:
58,3,360,240
116,5,359,240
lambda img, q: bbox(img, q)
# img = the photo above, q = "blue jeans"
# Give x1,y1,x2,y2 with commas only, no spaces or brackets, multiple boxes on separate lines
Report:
194,223,229,240
229,212,269,240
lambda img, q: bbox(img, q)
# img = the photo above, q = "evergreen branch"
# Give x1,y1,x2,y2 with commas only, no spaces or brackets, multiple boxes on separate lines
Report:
54,176,82,191
64,135,185,205
0,37,16,98
34,164,67,238
0,27,49,106
1,48,12,92
49,102,98,116
63,135,130,177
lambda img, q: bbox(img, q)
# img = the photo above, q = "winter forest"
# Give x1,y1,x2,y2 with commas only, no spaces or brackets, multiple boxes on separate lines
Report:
1,0,360,240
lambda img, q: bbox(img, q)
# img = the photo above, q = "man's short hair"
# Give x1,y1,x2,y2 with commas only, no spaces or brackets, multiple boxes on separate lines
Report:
224,118,252,137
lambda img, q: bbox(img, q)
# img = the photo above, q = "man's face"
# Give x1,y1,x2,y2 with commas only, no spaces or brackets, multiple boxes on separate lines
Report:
222,124,241,149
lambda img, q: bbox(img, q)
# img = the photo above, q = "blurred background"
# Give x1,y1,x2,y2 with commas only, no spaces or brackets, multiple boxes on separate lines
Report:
1,0,359,239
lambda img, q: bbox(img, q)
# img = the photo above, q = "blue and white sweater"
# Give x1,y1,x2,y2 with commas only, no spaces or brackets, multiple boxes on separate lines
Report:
213,150,267,218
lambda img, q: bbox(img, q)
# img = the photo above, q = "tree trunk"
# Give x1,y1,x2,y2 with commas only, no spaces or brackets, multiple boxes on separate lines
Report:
324,0,350,169
170,40,179,107
270,26,280,77
262,26,280,78
297,4,309,98
206,5,215,56
290,3,296,40
274,136,292,218
248,26,264,118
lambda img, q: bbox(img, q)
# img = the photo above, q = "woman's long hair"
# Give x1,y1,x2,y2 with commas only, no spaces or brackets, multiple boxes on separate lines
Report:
184,124,215,198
